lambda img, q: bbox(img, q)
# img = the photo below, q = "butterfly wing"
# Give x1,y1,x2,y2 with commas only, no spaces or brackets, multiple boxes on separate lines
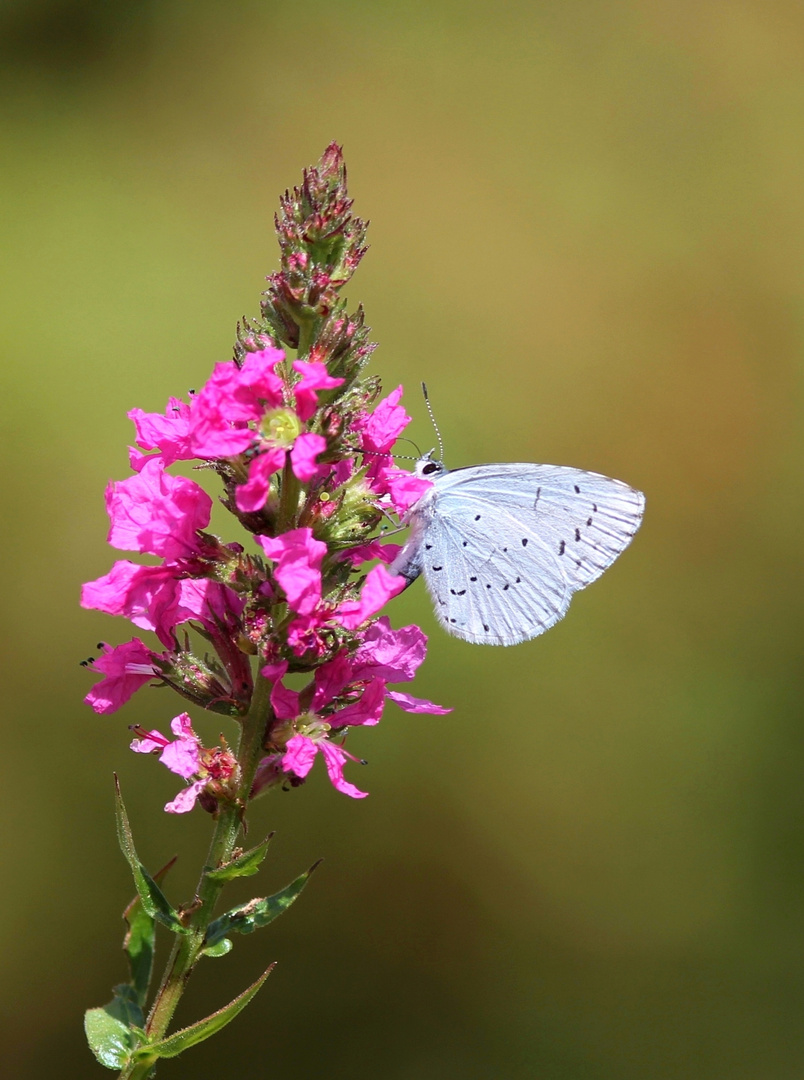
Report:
390,463,644,646
436,464,645,592
405,491,572,646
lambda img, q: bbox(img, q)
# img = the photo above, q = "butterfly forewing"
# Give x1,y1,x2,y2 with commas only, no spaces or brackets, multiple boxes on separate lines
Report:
436,464,645,592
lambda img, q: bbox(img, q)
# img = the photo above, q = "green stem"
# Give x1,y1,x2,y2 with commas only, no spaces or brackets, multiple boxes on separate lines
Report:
118,672,275,1080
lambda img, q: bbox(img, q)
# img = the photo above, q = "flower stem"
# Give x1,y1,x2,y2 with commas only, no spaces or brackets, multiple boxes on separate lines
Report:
118,672,275,1080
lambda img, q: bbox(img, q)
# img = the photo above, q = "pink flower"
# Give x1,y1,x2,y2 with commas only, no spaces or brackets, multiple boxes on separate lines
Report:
354,385,431,514
189,350,285,459
131,712,201,778
128,397,195,470
105,458,212,560
292,360,344,421
336,564,406,630
283,733,367,799
235,432,326,513
340,539,402,567
258,528,326,615
131,713,238,814
84,639,165,714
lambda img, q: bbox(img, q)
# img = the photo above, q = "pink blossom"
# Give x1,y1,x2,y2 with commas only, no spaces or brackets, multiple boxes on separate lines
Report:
131,713,238,814
189,349,285,459
354,385,431,514
235,445,286,512
131,712,201,778
284,733,368,799
292,360,344,422
105,458,211,560
289,432,327,482
336,564,406,630
128,397,195,469
340,540,402,567
258,528,326,615
386,690,451,714
84,639,165,714
235,431,327,513
351,617,428,682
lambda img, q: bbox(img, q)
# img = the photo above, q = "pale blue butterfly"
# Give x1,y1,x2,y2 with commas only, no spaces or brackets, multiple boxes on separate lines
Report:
388,397,645,646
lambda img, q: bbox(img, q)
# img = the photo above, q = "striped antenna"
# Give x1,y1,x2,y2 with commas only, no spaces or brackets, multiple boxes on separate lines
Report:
421,383,444,461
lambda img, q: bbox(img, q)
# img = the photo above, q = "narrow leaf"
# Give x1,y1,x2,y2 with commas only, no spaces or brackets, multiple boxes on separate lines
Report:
132,964,275,1061
84,985,144,1070
205,833,274,882
123,856,178,1005
114,776,186,934
205,860,321,948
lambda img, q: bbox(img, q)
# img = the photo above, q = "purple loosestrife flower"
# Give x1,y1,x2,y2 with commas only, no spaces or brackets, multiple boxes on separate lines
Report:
82,143,448,809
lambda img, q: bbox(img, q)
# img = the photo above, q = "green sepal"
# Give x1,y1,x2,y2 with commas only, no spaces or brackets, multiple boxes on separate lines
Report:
131,964,275,1064
205,860,321,948
200,937,233,959
84,984,145,1070
205,833,274,882
123,855,178,1005
114,777,187,935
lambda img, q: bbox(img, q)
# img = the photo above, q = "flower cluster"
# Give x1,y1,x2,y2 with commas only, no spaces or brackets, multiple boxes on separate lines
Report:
82,145,447,813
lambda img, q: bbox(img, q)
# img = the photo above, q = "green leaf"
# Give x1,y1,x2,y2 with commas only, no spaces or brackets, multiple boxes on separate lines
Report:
123,855,178,1006
114,776,187,935
84,985,144,1070
205,860,321,948
132,964,275,1062
205,833,274,882
200,937,233,959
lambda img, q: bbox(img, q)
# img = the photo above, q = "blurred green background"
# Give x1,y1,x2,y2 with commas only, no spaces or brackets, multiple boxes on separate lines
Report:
2,0,804,1076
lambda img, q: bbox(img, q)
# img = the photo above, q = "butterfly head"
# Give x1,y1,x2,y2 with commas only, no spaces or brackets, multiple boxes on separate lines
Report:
414,450,447,480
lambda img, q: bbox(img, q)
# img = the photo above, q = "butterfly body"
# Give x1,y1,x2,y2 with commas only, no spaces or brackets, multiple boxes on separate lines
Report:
389,456,645,646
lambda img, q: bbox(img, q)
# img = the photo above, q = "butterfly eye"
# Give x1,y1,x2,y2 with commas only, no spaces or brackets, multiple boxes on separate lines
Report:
422,462,439,475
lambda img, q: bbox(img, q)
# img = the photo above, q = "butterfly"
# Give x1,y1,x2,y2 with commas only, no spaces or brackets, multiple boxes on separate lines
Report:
389,453,645,646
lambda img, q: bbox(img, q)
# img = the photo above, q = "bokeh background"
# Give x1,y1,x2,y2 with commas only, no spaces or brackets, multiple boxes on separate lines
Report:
2,1,804,1076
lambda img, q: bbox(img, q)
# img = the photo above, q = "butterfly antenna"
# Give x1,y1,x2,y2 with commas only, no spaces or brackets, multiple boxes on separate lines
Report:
421,382,444,461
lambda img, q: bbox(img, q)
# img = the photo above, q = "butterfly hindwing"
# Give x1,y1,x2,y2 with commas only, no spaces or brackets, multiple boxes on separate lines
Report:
418,495,571,646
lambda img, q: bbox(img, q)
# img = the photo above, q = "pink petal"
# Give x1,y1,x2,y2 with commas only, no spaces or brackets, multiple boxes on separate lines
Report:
386,690,452,714
84,639,163,714
128,397,194,466
290,432,326,482
292,360,344,422
282,734,318,779
258,528,326,615
336,564,406,630
105,458,212,560
328,679,386,728
130,730,168,754
340,540,402,567
319,740,368,799
235,446,286,512
352,618,428,683
164,778,206,814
